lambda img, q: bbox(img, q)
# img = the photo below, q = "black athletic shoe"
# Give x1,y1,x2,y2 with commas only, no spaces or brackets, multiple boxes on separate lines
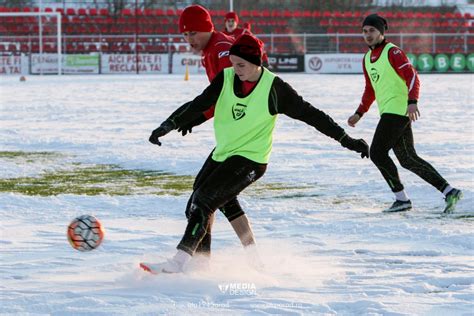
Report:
383,200,412,213
444,188,463,213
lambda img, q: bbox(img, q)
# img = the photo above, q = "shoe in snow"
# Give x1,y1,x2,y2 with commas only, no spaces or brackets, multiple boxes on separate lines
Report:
139,259,183,274
383,200,412,213
444,188,463,213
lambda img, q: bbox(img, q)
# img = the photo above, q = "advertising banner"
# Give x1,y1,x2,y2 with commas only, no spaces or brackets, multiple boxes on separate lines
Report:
0,55,28,75
101,54,168,74
172,53,206,75
31,54,99,74
305,54,364,73
267,55,304,72
407,53,474,72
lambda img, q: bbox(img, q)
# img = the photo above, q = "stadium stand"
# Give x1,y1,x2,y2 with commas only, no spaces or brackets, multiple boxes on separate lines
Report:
0,5,472,55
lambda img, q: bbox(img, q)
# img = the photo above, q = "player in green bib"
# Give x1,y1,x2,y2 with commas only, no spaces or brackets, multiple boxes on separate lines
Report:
141,34,369,274
347,14,462,213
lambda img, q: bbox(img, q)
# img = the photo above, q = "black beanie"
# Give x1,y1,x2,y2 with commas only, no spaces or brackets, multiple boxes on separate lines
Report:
362,14,388,35
229,34,263,66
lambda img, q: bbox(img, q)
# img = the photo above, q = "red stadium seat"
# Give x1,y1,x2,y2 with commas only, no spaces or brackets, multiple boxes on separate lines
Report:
88,44,98,52
154,8,164,16
122,8,132,16
445,12,454,19
66,8,75,15
89,8,97,16
250,9,262,18
414,12,424,19
342,11,352,18
320,19,329,27
143,8,153,16
75,43,86,53
312,10,321,18
20,43,29,53
240,9,249,18
43,43,56,53
8,44,17,52
99,8,109,16
270,9,281,18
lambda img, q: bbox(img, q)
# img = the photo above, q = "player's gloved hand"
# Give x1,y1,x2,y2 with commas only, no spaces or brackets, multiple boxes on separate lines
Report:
177,113,209,136
149,120,175,146
340,135,369,158
177,125,193,136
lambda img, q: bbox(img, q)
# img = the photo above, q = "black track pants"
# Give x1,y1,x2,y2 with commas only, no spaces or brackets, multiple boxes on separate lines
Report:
370,113,448,193
177,155,266,256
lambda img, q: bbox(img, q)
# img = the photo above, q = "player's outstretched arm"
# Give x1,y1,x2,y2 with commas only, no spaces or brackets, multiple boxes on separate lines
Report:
339,134,369,158
149,120,175,146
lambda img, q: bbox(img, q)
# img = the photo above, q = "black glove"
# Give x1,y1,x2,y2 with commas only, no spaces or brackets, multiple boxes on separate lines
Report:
340,135,369,159
177,125,193,136
149,120,175,146
177,113,208,136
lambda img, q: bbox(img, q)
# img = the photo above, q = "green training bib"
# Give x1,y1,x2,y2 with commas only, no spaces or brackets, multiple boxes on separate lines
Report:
212,67,277,163
365,43,409,116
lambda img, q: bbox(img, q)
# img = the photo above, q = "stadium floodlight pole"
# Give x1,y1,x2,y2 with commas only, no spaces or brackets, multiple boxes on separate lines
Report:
135,0,139,74
58,11,62,75
39,0,43,75
0,11,62,75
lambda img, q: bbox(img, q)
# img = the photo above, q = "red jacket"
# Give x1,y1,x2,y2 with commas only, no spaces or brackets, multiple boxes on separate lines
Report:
223,27,250,39
202,31,234,82
201,31,234,119
357,40,420,115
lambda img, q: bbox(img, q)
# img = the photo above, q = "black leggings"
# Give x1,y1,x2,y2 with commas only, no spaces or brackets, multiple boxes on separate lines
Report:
370,113,448,193
177,154,266,256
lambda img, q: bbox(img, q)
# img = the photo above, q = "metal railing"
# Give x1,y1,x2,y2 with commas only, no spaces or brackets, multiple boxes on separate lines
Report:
0,33,472,55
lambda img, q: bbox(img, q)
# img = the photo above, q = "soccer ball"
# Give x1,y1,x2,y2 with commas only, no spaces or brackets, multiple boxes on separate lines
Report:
67,215,105,251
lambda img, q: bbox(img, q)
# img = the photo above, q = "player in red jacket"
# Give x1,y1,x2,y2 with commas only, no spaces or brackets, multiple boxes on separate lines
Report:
222,11,269,67
223,11,250,38
166,5,260,264
347,14,462,213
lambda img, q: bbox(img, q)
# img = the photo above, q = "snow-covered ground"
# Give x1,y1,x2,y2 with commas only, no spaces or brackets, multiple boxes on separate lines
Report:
0,73,472,315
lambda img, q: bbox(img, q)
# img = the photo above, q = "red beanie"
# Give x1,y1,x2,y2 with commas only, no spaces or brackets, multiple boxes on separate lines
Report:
225,11,239,24
229,34,263,66
179,5,214,33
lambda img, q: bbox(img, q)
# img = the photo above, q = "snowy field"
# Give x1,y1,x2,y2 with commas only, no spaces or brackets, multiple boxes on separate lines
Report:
0,73,473,315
